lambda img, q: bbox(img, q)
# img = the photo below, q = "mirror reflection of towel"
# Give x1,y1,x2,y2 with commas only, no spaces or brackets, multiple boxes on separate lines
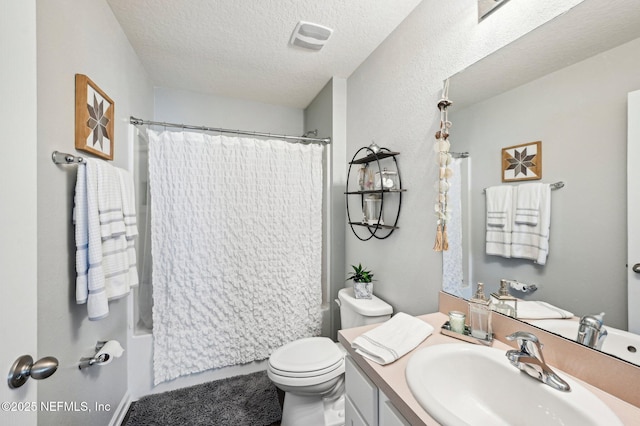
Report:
485,186,513,258
511,184,551,265
515,183,544,225
517,301,573,319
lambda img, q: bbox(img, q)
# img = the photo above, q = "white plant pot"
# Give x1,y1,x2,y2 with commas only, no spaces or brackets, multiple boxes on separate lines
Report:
353,282,373,299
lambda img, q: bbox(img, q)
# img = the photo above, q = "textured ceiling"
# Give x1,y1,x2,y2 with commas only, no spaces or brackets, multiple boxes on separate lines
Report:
107,0,423,109
450,0,640,109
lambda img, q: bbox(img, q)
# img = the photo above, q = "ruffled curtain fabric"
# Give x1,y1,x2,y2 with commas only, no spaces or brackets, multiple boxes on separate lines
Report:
147,129,323,384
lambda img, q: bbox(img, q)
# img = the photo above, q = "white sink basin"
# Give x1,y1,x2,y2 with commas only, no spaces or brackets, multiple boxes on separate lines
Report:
406,343,622,426
529,319,640,365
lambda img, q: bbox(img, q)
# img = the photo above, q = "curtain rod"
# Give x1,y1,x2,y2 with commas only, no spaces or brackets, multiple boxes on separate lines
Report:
129,116,331,144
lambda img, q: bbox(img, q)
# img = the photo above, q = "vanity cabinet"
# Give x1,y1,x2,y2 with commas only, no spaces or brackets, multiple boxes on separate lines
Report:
345,147,405,241
345,355,378,425
345,355,410,426
378,392,411,426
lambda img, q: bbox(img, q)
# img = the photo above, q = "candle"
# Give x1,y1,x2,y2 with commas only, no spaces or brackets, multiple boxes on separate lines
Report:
449,311,466,334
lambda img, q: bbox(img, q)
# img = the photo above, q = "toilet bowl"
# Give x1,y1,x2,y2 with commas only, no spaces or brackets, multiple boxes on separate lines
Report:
268,287,392,426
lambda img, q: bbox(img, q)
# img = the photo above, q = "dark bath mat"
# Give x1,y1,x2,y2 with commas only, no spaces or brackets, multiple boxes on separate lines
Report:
124,370,282,426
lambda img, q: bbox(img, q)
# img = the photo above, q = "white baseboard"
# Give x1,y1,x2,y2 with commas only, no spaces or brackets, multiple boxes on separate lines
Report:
109,391,132,426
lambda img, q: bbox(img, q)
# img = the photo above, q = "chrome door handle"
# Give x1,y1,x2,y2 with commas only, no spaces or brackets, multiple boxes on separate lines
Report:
8,355,58,389
633,263,640,273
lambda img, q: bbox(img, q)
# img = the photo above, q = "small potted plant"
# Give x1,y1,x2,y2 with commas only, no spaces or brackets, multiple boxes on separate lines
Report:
347,263,374,299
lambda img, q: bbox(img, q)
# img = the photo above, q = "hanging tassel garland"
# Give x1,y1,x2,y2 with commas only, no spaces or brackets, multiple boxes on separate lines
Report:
433,79,454,252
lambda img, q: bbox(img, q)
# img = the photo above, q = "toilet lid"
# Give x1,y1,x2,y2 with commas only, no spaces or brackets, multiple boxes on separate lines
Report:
269,337,344,378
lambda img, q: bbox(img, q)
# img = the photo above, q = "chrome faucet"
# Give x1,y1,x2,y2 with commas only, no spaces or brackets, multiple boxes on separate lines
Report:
505,331,571,392
576,312,607,350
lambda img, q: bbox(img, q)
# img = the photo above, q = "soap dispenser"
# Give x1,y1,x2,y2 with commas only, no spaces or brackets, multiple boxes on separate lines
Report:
469,282,492,340
491,279,518,318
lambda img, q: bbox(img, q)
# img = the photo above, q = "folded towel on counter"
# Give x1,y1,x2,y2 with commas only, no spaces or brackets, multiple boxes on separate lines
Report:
351,312,434,365
516,300,574,319
485,186,514,258
515,183,544,225
511,184,551,264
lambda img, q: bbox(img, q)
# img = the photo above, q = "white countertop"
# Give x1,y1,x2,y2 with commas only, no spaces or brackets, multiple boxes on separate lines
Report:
338,312,640,426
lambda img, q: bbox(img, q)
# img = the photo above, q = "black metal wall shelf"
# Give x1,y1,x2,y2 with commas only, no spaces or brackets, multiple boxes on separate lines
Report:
349,151,400,165
348,222,400,230
344,189,406,195
346,146,405,241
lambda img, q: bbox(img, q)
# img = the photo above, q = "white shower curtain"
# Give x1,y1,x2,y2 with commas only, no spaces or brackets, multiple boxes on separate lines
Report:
147,129,324,384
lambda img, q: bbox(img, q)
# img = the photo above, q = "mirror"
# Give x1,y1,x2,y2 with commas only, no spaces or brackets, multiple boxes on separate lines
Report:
444,0,640,364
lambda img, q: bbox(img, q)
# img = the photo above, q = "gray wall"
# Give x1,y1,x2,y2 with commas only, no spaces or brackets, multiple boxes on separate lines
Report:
154,87,304,134
453,36,640,330
36,0,153,424
304,78,348,340
344,0,584,316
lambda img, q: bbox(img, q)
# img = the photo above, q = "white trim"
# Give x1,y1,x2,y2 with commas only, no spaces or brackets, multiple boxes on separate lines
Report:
109,391,132,426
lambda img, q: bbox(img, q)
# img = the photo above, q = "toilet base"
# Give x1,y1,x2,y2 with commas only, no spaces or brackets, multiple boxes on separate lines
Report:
280,378,345,426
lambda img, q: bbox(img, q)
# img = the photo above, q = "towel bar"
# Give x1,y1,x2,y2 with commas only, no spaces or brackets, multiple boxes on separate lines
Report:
482,181,564,193
52,151,84,165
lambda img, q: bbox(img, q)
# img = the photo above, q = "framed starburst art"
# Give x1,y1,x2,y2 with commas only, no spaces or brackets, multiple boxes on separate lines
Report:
75,74,114,160
502,141,542,182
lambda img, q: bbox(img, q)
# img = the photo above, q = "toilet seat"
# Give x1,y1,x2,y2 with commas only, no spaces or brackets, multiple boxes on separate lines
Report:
269,357,343,378
268,361,344,388
268,337,345,387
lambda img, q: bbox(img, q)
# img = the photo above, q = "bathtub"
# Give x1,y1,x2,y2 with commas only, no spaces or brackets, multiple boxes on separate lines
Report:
127,296,332,399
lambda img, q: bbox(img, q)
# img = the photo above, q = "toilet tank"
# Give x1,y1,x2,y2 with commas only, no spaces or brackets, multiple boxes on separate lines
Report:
337,287,393,329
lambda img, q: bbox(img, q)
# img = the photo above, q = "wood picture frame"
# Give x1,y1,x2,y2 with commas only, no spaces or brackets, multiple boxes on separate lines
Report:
75,74,114,160
502,141,542,182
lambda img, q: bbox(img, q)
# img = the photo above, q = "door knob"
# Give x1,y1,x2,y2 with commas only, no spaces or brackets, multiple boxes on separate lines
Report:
7,355,58,389
633,263,640,273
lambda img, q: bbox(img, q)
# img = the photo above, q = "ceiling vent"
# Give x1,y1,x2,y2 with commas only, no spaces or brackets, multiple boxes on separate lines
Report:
290,21,333,51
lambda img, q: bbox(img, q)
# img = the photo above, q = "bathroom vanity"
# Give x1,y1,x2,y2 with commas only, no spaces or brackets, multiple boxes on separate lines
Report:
345,355,410,426
338,292,640,425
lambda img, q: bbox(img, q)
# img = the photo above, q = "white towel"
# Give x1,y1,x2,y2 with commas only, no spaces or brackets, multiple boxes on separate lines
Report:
74,162,89,304
515,183,544,225
517,301,573,319
74,160,109,320
74,159,138,320
96,160,125,239
511,184,551,264
351,312,434,365
485,186,513,258
487,211,508,227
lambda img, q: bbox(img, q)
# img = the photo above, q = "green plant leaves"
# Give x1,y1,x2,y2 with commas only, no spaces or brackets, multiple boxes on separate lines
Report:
346,263,374,283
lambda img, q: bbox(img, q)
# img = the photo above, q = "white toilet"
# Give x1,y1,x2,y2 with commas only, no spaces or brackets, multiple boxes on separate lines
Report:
268,287,393,426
